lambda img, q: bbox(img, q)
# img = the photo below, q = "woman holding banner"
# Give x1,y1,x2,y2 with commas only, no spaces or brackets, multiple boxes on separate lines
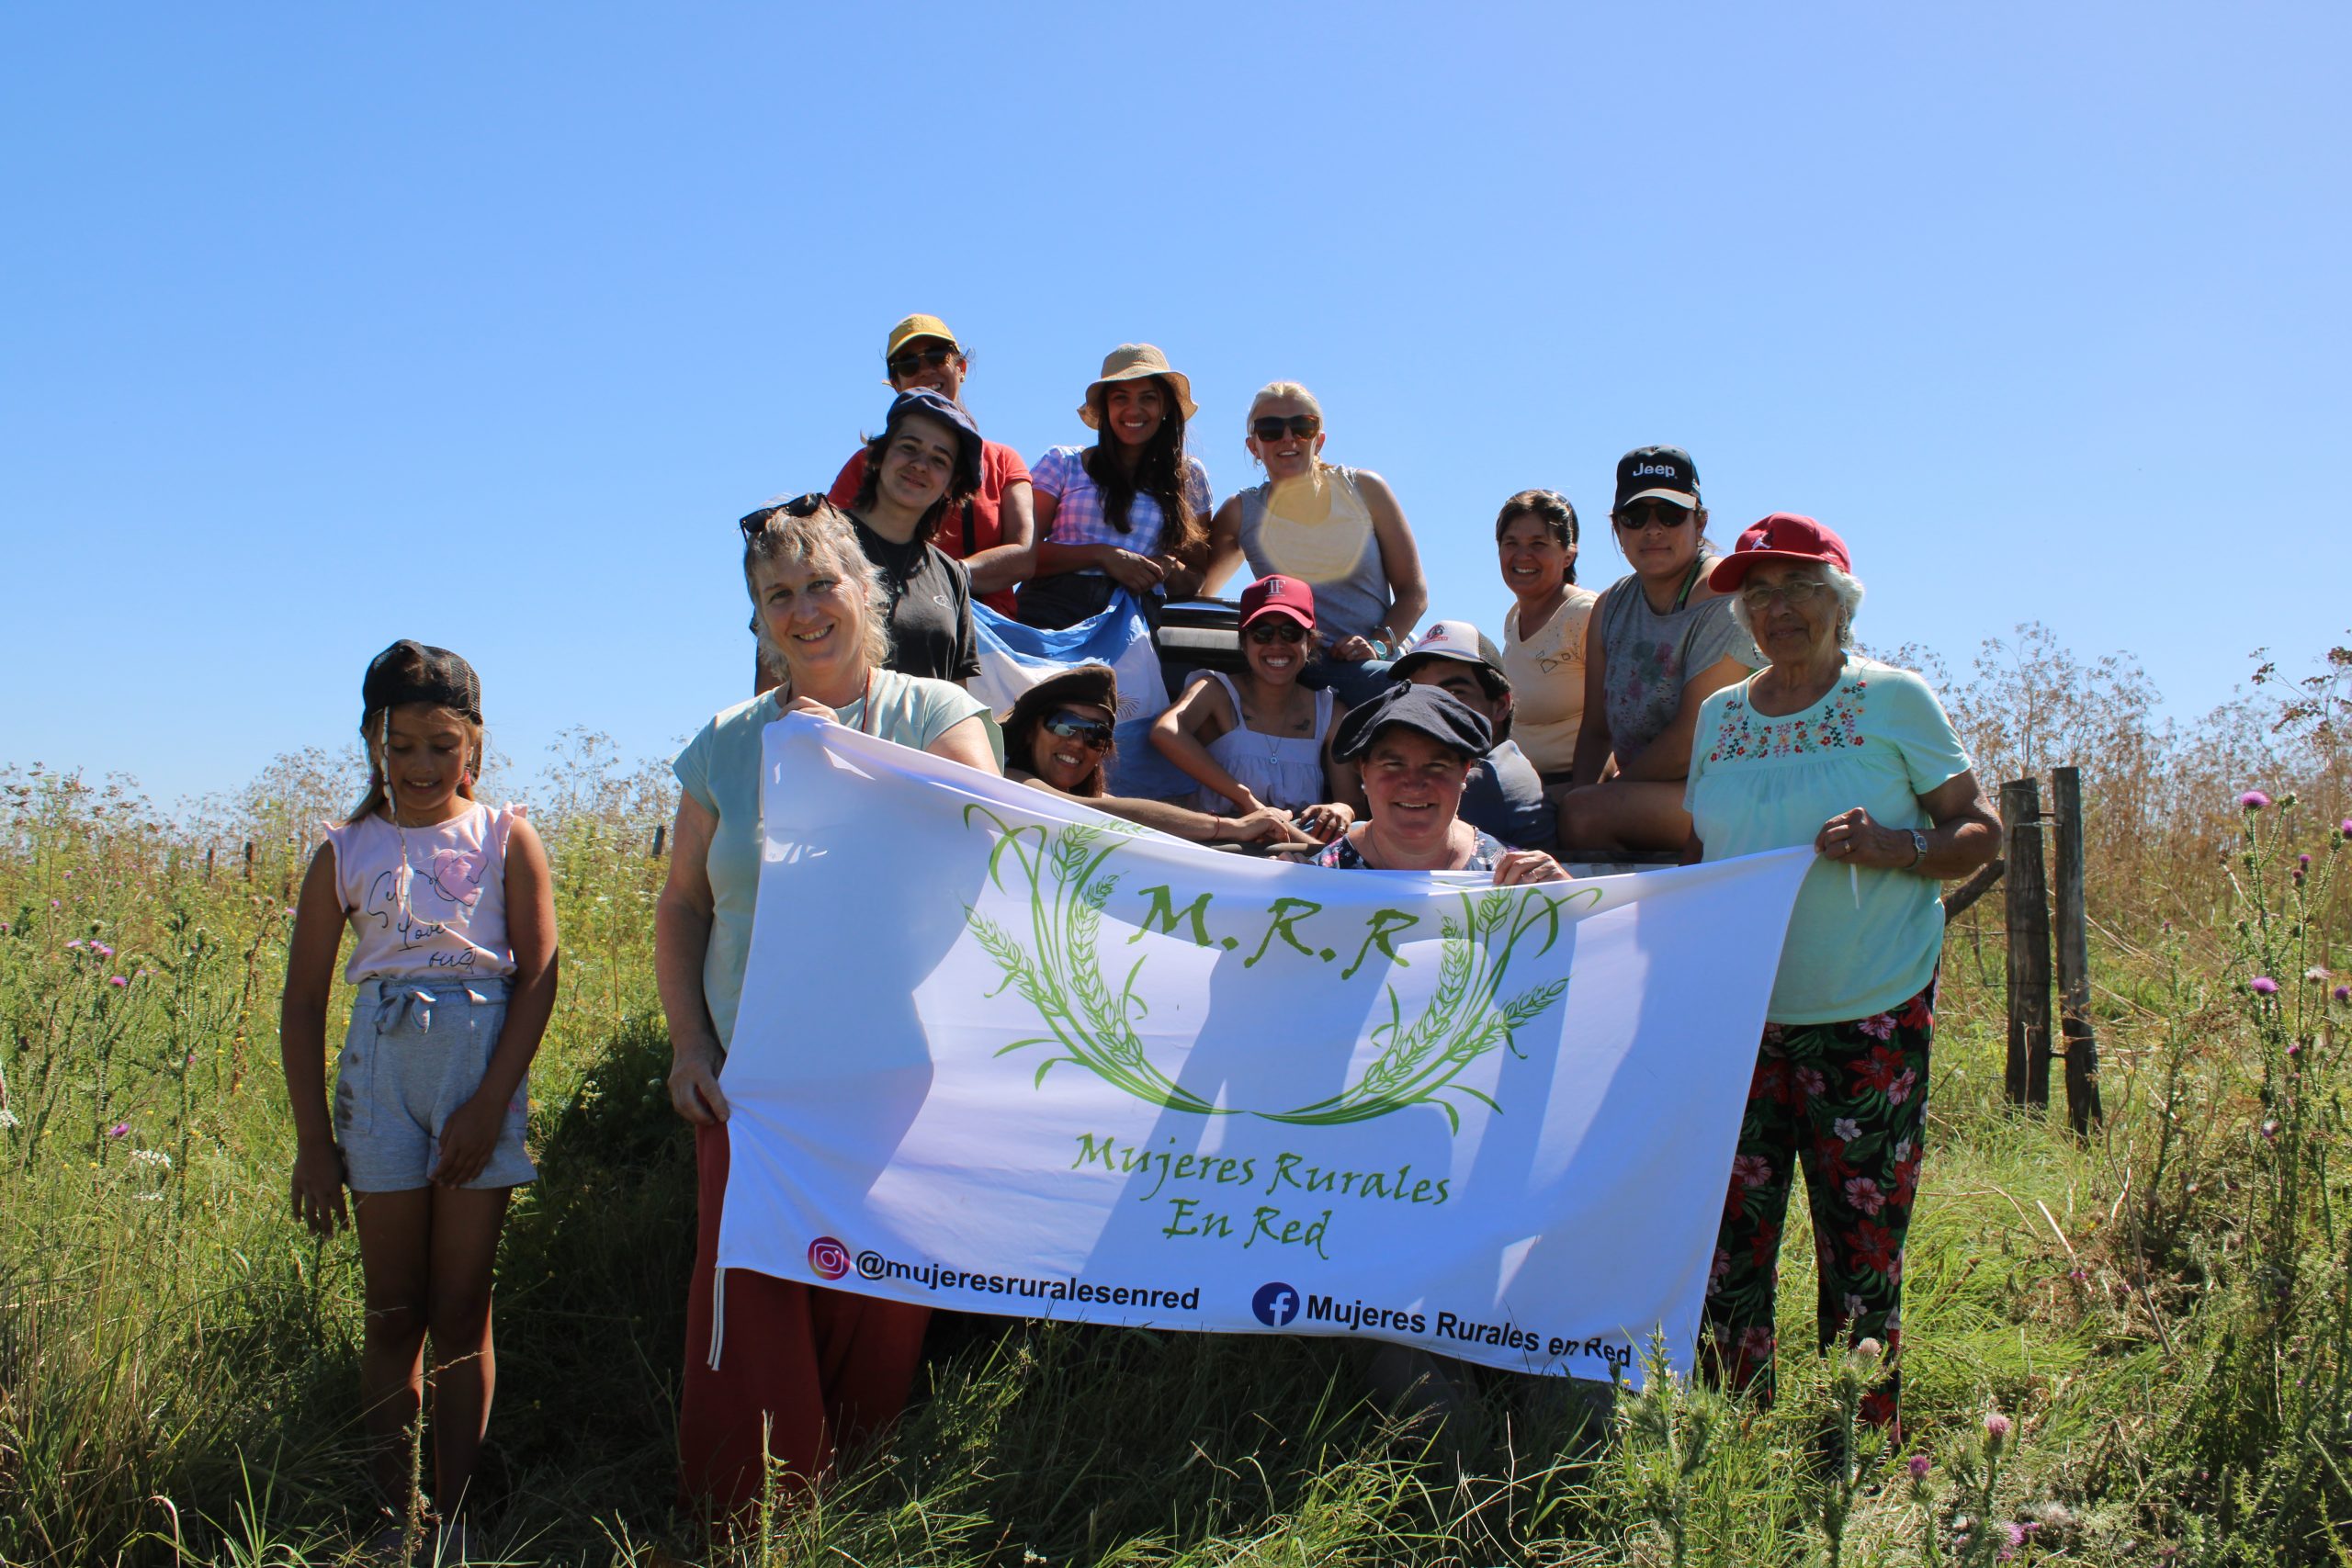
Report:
1003,664,1312,849
1682,514,1999,1437
659,495,1000,1510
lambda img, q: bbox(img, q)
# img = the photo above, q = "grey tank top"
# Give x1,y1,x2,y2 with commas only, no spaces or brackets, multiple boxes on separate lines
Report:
1238,466,1390,644
1597,566,1761,766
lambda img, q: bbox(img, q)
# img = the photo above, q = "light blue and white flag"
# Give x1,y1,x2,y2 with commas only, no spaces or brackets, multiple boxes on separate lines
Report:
970,596,1193,797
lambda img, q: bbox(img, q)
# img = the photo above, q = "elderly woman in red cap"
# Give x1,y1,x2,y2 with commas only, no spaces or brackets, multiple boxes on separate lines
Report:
1017,344,1214,630
1681,513,1999,1438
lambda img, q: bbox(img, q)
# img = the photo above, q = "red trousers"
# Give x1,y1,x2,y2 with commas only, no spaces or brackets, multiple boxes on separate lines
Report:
678,1121,931,1512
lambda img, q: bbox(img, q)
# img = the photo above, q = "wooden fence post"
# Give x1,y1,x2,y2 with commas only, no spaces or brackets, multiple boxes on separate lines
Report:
2051,766,2103,1135
205,846,216,879
2001,777,2052,1109
650,824,666,859
242,840,254,881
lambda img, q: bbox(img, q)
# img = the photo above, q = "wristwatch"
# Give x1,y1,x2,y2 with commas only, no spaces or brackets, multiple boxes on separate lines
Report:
1907,829,1928,868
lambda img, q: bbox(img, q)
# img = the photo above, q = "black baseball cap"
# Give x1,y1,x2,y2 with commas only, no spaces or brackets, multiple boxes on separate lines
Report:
1612,446,1702,513
363,640,482,723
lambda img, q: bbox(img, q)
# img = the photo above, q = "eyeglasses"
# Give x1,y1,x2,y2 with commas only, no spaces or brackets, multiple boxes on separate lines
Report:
1739,580,1830,611
1250,415,1320,443
1613,502,1693,533
740,493,828,536
1041,710,1114,749
887,345,958,378
1246,621,1308,645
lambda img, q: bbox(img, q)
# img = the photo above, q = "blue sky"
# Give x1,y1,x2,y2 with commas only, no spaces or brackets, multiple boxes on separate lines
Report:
4,5,2344,807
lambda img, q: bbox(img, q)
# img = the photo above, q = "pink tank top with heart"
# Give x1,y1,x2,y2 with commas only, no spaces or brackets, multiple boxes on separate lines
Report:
323,800,520,984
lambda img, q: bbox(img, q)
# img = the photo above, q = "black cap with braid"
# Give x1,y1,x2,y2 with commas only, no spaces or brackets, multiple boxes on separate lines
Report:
362,640,482,723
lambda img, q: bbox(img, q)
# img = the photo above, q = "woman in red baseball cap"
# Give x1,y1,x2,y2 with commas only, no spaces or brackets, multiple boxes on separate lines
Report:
1148,574,1360,841
1680,513,2000,1441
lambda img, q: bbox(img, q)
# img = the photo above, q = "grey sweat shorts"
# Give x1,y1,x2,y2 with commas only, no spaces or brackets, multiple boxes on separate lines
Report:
334,977,536,1192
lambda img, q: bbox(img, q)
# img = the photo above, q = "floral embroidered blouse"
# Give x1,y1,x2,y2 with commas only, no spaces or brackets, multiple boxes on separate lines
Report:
1685,657,1970,1024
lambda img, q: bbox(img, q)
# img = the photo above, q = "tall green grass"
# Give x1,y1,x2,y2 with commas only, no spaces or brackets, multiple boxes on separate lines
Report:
3,631,2348,1565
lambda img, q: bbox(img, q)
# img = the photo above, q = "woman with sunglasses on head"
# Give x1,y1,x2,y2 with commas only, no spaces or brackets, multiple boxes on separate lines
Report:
756,389,985,695
1016,344,1214,630
1004,665,1313,849
662,498,1000,1511
1149,576,1362,843
1202,381,1429,708
1555,447,1760,854
825,314,1035,617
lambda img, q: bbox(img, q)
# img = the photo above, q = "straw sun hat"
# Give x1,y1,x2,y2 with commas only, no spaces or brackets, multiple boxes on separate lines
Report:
1078,344,1198,427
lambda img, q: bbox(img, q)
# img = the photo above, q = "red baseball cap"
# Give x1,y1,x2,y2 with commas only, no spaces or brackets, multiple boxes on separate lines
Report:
1238,573,1316,629
1708,513,1853,592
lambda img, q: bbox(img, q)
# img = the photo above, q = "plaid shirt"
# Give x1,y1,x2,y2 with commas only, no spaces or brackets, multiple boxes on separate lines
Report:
1033,446,1212,568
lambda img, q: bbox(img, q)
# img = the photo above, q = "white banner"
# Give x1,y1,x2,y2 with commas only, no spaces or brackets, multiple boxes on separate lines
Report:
718,716,1811,1382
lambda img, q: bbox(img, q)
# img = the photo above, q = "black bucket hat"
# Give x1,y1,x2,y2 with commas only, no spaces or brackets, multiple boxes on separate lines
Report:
883,387,985,494
1331,682,1493,763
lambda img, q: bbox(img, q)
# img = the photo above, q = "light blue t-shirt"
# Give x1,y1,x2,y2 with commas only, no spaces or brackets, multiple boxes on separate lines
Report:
1685,658,1971,1025
673,671,990,1051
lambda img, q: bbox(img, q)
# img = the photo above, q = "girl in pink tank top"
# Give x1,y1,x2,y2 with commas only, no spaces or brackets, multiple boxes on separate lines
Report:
277,640,559,1551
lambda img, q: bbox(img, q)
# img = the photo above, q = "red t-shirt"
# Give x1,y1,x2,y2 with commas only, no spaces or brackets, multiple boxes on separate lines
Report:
828,439,1033,617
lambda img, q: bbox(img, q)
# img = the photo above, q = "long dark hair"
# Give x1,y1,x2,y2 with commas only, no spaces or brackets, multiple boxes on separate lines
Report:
1002,665,1119,798
1081,376,1203,558
852,408,982,540
1496,489,1580,587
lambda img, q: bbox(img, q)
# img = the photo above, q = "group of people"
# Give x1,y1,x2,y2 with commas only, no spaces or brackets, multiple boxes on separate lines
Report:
274,310,2003,1543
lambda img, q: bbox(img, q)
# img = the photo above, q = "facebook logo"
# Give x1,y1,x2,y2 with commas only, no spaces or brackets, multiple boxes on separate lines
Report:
1251,1281,1300,1326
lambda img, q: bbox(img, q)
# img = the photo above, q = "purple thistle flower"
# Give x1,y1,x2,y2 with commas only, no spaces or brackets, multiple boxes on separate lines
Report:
2005,1522,2028,1548
64,940,84,951
90,942,113,958
2261,1120,2280,1142
1908,1453,1931,1479
2251,976,2280,996
1984,1411,2012,1446
2335,986,2351,1004
2240,790,2272,810
106,1122,130,1139
2340,818,2352,837
107,976,127,988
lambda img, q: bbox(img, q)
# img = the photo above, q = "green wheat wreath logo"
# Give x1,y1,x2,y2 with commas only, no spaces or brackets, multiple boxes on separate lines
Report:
959,807,1579,1130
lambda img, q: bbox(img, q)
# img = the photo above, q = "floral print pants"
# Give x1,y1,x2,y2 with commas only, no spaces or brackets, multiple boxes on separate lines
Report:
1700,978,1934,1436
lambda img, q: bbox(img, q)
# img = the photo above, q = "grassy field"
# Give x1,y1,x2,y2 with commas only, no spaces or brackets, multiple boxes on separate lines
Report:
3,628,2348,1567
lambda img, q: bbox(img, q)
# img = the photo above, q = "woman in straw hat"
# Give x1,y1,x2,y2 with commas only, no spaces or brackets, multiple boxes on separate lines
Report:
1015,344,1214,630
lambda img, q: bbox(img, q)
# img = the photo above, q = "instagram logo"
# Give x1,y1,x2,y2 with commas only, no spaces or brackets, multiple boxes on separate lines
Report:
807,1235,852,1280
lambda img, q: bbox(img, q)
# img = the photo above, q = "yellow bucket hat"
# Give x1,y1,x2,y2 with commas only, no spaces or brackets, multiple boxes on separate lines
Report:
1079,343,1198,427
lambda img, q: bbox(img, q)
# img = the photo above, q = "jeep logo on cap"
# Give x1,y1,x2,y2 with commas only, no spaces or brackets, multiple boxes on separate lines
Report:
1632,462,1681,478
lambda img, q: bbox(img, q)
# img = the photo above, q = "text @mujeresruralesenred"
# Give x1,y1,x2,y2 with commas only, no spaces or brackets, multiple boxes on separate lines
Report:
822,1239,1635,1372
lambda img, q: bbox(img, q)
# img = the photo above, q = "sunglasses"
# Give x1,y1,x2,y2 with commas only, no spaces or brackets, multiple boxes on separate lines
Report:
887,345,958,378
1250,415,1321,443
1041,710,1114,749
1613,502,1693,533
740,492,828,536
1246,620,1309,644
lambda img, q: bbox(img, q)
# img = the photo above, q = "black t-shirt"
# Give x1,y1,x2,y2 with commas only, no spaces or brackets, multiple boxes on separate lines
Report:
851,514,980,685
1459,739,1558,852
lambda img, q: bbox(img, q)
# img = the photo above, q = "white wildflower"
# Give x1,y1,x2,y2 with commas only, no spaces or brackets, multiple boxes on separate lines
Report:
0,1107,19,1132
130,1148,173,1169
